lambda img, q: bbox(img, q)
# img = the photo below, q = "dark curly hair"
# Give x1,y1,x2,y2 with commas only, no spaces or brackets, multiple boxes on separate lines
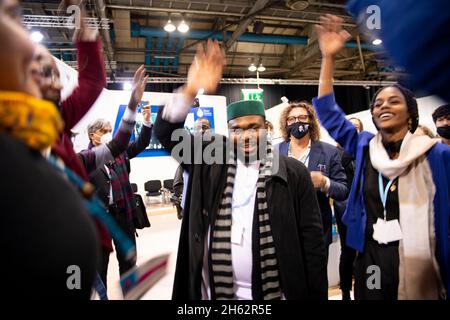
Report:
370,84,419,133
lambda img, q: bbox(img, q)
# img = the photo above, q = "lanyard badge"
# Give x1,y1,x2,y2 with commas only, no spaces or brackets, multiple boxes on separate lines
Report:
372,173,403,244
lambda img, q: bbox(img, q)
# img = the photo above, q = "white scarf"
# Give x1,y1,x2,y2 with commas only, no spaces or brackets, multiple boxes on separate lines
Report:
369,132,444,299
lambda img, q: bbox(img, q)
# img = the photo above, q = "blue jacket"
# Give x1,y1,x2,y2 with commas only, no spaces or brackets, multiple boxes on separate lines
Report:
276,140,348,246
312,93,450,294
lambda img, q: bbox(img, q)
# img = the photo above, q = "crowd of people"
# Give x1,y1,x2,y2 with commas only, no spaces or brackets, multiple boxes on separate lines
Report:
1,0,449,300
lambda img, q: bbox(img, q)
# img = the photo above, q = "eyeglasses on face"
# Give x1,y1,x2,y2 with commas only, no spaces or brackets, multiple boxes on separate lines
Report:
287,115,309,124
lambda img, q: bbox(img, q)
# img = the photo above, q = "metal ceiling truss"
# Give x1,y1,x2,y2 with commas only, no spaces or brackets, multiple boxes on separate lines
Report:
105,3,355,26
109,76,394,86
22,15,110,29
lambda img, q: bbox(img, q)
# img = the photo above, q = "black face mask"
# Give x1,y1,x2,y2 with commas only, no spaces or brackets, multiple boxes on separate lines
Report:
287,121,309,139
437,125,450,139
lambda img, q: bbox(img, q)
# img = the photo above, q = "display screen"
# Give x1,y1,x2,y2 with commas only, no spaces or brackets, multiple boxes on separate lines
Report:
113,102,216,157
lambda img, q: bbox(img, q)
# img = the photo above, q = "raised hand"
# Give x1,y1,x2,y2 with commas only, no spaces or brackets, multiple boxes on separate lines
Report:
129,65,148,111
315,14,351,59
184,39,226,99
66,0,99,42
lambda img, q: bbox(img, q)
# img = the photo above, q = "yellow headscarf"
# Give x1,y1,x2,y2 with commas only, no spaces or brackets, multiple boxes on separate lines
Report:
0,91,64,150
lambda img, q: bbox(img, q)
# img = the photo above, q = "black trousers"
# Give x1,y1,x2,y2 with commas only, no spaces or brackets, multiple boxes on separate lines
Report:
99,205,136,289
336,212,357,292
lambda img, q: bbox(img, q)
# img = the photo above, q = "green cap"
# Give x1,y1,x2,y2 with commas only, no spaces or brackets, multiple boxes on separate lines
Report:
227,100,266,121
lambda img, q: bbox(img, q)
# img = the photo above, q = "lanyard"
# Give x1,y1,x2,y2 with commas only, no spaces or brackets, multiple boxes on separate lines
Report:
378,172,395,221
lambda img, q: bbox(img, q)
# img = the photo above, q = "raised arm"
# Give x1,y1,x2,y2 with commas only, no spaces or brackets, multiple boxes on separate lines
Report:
126,70,152,159
78,66,148,173
159,39,225,124
316,15,350,98
154,39,225,164
60,2,106,132
312,15,365,158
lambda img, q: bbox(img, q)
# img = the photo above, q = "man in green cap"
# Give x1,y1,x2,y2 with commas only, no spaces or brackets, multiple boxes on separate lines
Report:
154,40,327,300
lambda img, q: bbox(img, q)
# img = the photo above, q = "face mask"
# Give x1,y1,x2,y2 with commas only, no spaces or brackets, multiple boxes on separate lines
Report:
100,132,113,145
287,121,309,139
437,125,450,139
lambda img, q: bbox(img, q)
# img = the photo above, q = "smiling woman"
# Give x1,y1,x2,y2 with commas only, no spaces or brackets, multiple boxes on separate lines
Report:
370,84,419,158
313,14,450,301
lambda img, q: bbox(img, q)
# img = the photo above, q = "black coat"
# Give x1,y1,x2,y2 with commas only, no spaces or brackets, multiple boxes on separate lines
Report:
154,109,328,300
0,133,98,299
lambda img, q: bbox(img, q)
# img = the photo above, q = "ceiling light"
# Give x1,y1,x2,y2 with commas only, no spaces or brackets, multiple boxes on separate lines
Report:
372,38,382,45
30,31,44,43
164,19,176,32
248,63,257,72
177,20,189,33
285,0,310,11
257,64,266,72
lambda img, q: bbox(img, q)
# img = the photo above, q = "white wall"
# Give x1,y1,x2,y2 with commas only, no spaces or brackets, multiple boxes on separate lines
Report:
129,156,180,200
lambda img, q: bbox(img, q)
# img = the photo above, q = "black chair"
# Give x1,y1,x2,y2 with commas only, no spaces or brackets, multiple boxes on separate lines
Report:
144,180,162,205
144,180,162,197
131,183,138,193
163,179,174,193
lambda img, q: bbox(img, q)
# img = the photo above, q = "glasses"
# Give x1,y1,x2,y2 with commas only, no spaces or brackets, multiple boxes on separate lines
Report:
287,115,309,125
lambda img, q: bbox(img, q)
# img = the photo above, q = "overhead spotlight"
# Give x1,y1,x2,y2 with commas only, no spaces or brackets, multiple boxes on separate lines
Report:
257,64,266,72
164,19,176,32
30,31,44,43
285,0,310,11
123,82,132,91
248,63,257,72
177,20,190,33
372,38,382,45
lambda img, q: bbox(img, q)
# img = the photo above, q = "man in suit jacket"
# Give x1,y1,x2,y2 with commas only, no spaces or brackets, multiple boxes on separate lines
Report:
276,101,349,258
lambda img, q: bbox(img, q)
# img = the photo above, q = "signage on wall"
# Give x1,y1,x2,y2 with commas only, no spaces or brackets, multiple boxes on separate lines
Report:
113,102,216,157
241,88,264,104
